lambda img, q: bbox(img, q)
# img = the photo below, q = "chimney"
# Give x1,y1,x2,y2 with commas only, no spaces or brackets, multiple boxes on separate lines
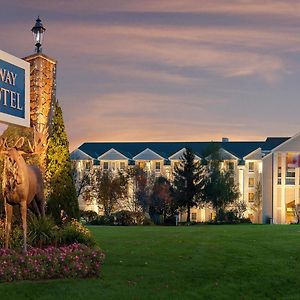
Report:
222,137,229,143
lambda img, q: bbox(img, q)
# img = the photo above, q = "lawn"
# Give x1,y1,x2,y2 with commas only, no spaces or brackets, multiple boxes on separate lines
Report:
0,225,300,300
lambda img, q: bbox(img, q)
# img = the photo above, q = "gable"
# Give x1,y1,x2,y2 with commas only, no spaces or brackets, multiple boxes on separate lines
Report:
169,148,201,161
206,148,239,161
133,148,164,160
270,133,300,153
243,148,262,160
70,149,93,161
98,148,128,161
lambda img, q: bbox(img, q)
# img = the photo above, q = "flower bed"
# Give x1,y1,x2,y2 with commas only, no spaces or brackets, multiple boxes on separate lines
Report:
0,243,105,282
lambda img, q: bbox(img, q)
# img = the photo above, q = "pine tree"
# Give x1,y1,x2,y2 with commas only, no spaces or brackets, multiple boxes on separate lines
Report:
202,157,240,221
46,101,79,223
173,148,205,224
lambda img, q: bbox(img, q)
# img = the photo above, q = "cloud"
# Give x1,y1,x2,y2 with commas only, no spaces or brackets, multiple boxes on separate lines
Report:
13,0,300,18
42,23,291,83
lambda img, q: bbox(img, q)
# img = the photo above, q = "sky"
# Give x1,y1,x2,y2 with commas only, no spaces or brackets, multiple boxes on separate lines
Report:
1,0,300,150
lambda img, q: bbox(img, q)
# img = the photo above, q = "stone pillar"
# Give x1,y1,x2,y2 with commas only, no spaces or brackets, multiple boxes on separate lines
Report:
22,53,57,171
23,53,57,128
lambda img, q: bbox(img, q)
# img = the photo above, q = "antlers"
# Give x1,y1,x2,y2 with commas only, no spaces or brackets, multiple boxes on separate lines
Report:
28,126,49,155
0,126,48,156
0,138,8,154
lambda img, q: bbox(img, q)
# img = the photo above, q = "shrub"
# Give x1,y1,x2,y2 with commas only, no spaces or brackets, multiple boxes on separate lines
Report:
1,217,96,249
142,217,154,226
58,219,96,247
0,218,24,250
0,243,105,282
90,215,115,225
28,215,58,248
114,210,135,226
80,210,98,224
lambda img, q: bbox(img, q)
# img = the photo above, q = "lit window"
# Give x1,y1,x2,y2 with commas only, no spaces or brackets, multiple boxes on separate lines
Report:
248,178,255,187
249,162,254,172
103,162,109,170
155,162,161,172
191,213,197,221
120,162,126,170
248,192,254,202
228,162,234,171
277,167,282,185
85,161,91,170
286,153,296,185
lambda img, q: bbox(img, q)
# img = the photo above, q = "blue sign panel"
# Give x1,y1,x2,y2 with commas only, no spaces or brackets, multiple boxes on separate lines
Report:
0,50,30,127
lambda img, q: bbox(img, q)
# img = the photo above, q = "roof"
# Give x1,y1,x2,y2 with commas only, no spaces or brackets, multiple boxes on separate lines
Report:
76,137,290,161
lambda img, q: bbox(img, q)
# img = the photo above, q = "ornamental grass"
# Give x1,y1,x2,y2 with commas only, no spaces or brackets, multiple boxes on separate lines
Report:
0,243,105,282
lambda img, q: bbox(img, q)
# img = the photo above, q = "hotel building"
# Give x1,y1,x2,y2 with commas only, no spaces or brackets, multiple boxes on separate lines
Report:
71,134,300,224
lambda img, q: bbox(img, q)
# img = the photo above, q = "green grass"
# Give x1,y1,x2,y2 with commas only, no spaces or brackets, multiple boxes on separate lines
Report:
1,225,300,299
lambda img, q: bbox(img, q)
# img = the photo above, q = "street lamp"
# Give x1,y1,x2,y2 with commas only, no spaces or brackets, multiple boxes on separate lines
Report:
31,17,46,53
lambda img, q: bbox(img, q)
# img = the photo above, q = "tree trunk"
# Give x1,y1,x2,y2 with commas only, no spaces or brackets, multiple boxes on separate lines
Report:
187,205,190,224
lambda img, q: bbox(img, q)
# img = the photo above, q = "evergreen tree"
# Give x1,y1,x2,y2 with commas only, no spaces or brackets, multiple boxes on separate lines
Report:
173,148,205,224
202,157,239,221
46,101,79,223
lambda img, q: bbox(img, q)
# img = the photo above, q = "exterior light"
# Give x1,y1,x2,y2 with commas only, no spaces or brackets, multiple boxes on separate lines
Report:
31,17,46,53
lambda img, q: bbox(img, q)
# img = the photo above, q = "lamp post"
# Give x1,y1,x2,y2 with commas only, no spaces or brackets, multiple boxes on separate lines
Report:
31,17,46,53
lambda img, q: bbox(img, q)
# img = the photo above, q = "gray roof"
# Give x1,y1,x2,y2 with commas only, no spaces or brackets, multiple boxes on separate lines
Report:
76,137,290,161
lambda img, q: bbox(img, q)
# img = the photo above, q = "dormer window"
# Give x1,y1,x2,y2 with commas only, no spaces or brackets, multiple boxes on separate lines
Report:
249,162,254,172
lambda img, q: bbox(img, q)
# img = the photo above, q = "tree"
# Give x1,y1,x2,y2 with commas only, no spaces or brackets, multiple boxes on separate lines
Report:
202,158,239,221
173,148,205,224
149,176,175,223
92,169,128,216
251,181,262,223
46,101,79,223
72,166,91,198
231,199,247,219
128,166,154,213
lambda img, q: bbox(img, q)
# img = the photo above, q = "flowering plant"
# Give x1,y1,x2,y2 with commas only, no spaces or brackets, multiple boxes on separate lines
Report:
0,243,105,282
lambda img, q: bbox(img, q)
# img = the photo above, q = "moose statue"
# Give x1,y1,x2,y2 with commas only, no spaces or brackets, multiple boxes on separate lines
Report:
0,127,48,253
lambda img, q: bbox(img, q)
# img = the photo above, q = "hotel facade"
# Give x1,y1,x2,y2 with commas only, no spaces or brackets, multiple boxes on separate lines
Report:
71,133,300,224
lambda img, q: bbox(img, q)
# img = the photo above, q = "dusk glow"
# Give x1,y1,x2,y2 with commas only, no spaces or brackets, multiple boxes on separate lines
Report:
1,0,300,149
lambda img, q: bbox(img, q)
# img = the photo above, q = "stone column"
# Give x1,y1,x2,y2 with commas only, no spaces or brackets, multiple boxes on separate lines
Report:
23,53,57,171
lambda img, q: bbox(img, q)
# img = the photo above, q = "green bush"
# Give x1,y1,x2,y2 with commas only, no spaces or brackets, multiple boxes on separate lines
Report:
114,210,135,226
90,215,115,225
0,218,24,250
80,210,98,224
1,216,96,249
58,219,96,247
28,215,58,248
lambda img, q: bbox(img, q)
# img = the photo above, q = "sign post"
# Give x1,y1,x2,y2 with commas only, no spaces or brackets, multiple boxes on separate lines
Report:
0,49,30,127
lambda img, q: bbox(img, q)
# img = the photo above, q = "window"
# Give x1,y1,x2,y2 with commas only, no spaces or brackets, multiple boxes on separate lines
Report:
249,162,254,172
248,177,254,187
120,162,126,170
248,192,254,202
286,153,296,185
277,167,282,185
155,162,161,172
138,162,145,169
228,161,234,171
174,161,180,170
286,167,295,185
191,213,197,221
103,162,109,170
85,161,91,170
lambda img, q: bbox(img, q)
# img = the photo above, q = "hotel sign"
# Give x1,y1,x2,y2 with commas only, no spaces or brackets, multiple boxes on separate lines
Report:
0,49,30,127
